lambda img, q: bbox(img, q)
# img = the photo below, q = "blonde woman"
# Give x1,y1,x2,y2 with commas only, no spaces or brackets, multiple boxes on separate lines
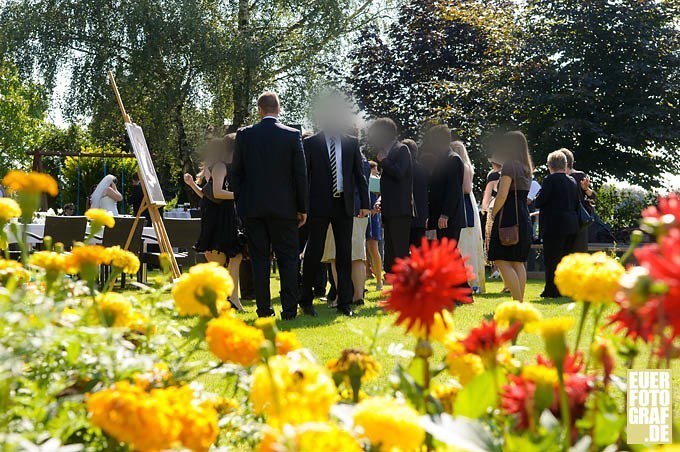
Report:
487,131,533,302
450,141,485,293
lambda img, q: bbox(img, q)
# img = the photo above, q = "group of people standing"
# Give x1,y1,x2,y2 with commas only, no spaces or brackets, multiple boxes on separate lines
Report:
183,90,594,320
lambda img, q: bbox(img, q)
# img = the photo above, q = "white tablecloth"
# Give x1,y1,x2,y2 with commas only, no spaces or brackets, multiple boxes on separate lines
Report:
164,209,192,219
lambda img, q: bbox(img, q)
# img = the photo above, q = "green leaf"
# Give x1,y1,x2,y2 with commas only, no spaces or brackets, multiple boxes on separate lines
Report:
454,368,505,419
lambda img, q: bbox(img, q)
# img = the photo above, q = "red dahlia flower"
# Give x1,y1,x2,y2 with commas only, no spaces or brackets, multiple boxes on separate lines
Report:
381,238,473,335
460,319,521,365
502,375,535,430
642,193,680,224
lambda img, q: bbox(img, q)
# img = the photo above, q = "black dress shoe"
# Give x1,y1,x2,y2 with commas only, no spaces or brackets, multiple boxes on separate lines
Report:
337,306,354,317
257,310,276,318
281,313,296,321
352,299,365,306
301,307,318,317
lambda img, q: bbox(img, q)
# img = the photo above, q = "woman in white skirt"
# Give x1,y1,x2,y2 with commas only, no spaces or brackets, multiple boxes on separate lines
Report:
451,141,486,293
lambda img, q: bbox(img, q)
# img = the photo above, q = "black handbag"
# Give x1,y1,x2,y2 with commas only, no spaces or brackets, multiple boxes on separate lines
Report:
578,203,594,230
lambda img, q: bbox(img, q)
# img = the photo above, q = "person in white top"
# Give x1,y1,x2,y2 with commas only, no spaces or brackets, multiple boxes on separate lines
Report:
90,174,122,216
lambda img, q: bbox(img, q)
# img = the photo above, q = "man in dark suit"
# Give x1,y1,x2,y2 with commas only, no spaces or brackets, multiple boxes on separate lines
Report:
403,139,429,246
300,127,370,317
426,126,466,242
369,118,414,274
231,92,308,319
535,151,580,298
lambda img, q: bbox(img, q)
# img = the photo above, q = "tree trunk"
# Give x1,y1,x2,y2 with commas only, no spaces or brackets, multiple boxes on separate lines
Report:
228,0,253,132
174,104,196,204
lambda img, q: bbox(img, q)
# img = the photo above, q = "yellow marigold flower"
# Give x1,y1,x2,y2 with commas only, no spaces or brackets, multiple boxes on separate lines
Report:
127,311,154,335
444,339,484,385
413,310,455,342
494,300,542,328
177,396,220,452
276,331,302,355
104,245,140,274
206,315,264,366
87,381,183,451
521,364,558,387
431,381,461,414
0,198,21,223
85,208,115,229
554,252,625,304
68,244,108,271
353,397,425,451
530,317,574,367
29,251,68,274
207,396,239,415
2,170,59,196
250,355,338,428
326,348,381,382
96,293,133,327
171,262,234,317
0,258,30,284
259,423,362,452
529,317,574,343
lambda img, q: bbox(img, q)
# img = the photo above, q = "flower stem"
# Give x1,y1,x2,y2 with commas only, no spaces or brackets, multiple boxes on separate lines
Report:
586,304,604,369
558,371,571,450
574,302,590,351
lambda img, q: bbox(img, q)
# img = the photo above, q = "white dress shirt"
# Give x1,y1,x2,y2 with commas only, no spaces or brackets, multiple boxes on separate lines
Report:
325,134,343,193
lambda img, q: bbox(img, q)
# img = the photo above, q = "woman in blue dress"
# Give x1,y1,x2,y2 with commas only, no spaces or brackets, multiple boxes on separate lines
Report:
366,160,383,290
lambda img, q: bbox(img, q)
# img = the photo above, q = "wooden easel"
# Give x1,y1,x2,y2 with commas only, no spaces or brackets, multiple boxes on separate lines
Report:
108,71,181,279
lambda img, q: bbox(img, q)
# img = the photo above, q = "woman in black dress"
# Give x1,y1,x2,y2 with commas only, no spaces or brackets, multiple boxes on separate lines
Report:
184,134,244,309
487,131,533,302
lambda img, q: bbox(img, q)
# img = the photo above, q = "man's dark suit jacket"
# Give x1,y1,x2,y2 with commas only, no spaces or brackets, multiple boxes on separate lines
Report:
412,160,429,229
303,133,370,217
428,153,466,229
232,118,308,219
534,172,580,237
378,142,414,218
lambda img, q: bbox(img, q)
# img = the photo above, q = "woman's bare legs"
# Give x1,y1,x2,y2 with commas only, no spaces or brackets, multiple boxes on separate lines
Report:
352,260,366,302
367,239,383,290
228,253,243,310
495,260,523,301
510,261,527,300
205,251,243,310
329,260,338,307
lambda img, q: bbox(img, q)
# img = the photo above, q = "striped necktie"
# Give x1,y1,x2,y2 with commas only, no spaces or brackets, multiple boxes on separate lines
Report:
329,137,339,195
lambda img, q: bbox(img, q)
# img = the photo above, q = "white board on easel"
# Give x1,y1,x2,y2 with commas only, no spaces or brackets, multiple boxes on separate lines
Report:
125,123,166,206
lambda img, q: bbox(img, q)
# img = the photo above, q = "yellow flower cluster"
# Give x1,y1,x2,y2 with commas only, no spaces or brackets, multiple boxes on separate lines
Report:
206,315,264,366
29,251,69,275
0,258,30,284
87,381,218,452
444,339,484,385
554,252,625,304
104,246,140,274
85,208,115,229
250,355,338,428
530,317,574,343
521,364,558,387
353,397,425,451
275,331,302,355
0,198,21,223
326,348,381,382
97,293,133,327
413,310,455,342
171,262,234,317
2,170,59,196
430,381,460,414
494,300,542,328
259,423,362,452
68,244,109,271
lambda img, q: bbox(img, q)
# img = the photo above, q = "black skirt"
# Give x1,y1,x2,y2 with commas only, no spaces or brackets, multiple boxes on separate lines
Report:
488,190,531,262
195,197,244,257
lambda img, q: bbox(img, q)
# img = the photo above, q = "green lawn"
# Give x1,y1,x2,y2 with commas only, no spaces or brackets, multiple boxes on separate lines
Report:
125,273,680,413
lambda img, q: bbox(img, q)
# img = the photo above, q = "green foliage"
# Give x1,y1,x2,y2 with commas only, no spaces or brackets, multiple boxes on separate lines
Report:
0,61,47,172
596,183,657,232
349,0,680,186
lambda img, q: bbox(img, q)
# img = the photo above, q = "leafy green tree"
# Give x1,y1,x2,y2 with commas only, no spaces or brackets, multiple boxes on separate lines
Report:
510,0,680,185
0,61,47,172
